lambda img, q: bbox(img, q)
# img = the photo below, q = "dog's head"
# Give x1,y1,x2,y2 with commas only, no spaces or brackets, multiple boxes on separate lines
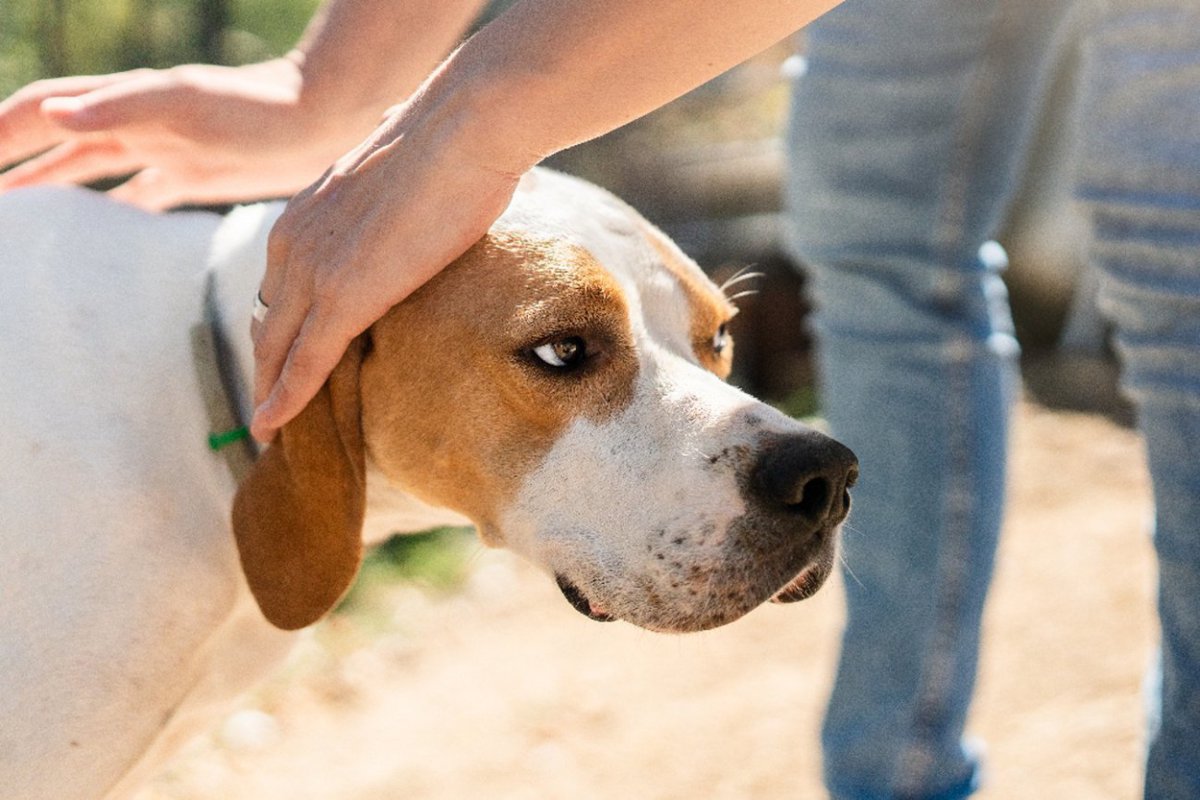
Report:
232,169,857,632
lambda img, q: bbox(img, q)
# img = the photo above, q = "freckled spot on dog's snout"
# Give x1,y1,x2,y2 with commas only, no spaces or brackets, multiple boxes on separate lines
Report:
655,553,665,561
672,536,686,546
745,414,763,428
704,447,734,468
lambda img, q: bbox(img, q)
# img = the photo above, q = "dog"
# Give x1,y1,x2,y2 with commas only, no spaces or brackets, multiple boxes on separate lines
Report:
0,168,857,799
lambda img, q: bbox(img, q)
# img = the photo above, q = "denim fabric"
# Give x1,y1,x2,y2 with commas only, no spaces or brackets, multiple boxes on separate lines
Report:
1075,3,1200,797
786,0,1200,797
784,0,1089,798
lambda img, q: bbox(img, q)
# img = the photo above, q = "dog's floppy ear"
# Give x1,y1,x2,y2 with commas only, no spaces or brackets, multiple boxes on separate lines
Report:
232,337,367,631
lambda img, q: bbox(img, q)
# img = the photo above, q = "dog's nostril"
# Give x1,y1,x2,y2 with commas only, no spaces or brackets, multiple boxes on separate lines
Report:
752,433,858,523
757,461,839,521
793,476,832,518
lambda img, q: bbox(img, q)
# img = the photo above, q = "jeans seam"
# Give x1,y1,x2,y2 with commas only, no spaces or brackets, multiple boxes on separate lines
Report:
930,4,1003,266
895,344,977,795
896,0,1011,787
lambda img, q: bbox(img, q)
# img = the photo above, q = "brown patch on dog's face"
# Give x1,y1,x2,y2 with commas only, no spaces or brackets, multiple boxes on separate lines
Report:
642,228,736,379
360,229,638,543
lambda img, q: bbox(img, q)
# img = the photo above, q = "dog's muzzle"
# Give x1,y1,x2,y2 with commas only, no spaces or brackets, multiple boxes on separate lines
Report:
551,429,858,630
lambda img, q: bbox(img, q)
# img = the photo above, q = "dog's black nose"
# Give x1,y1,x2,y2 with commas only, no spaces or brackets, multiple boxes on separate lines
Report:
751,432,859,525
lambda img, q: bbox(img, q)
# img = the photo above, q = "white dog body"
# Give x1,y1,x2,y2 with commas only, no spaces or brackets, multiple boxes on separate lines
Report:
0,170,855,798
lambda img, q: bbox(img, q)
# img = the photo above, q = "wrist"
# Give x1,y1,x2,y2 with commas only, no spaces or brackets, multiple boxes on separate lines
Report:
264,50,384,162
407,43,549,180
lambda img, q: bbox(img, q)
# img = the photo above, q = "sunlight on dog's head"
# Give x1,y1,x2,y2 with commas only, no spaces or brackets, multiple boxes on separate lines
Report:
234,171,856,632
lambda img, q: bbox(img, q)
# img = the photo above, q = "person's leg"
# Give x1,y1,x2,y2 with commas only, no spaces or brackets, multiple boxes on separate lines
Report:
785,1,1078,797
1074,4,1200,797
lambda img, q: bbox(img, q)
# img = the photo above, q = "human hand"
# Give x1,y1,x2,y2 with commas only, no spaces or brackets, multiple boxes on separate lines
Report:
250,97,527,441
0,59,365,209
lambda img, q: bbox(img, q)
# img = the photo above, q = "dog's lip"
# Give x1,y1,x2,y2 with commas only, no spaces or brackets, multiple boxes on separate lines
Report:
555,574,616,622
770,564,825,604
770,544,835,604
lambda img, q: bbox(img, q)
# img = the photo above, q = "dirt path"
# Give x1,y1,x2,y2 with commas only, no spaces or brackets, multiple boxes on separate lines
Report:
141,401,1155,800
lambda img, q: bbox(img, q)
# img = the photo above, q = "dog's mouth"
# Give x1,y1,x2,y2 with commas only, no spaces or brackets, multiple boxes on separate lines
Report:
770,540,836,604
555,537,836,625
555,574,615,622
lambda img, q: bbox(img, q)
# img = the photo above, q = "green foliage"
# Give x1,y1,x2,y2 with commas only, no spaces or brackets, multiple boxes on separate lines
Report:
335,527,477,619
228,0,321,60
773,385,821,421
0,0,319,98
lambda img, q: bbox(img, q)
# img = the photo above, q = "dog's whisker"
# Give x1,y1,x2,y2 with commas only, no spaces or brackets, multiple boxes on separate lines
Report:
841,521,867,538
835,523,867,589
718,264,757,292
720,269,766,295
837,549,864,590
726,288,761,303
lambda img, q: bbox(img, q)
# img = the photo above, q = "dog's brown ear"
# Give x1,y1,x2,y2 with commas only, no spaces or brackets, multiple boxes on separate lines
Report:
232,337,367,631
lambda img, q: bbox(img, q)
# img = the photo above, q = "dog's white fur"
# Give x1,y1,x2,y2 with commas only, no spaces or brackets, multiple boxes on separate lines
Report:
0,169,853,798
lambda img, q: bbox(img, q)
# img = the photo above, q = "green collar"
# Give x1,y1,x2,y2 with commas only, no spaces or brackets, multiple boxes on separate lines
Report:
190,274,257,484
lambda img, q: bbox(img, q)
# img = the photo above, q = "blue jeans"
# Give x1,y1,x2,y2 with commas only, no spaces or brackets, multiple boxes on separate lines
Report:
785,0,1200,797
1077,4,1200,798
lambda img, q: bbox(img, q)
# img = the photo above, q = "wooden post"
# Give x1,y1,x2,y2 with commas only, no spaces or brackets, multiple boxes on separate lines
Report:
195,0,229,63
37,0,69,76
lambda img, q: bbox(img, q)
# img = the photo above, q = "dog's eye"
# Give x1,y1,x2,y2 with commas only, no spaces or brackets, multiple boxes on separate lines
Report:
533,336,587,369
712,323,730,355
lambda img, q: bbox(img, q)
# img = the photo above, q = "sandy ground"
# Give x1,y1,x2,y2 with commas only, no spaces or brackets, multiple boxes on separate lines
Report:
140,400,1156,800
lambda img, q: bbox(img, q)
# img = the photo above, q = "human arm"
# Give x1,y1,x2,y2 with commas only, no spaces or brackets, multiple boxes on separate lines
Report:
0,0,486,209
252,0,843,439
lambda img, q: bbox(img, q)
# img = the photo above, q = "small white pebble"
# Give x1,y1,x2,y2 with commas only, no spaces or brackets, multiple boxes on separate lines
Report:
218,709,281,753
781,54,809,80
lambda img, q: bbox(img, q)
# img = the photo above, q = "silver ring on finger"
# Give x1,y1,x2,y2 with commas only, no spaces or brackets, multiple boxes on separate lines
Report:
253,289,270,323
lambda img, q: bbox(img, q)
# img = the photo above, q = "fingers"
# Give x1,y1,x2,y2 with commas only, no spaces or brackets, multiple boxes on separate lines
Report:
0,137,141,192
249,208,337,442
39,70,189,134
246,111,524,442
251,312,356,443
0,69,186,195
248,257,360,443
106,168,186,211
249,235,310,441
0,72,146,169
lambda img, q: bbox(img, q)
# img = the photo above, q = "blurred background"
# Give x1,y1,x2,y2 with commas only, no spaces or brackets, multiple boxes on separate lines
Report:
0,0,318,84
1,3,1153,798
0,0,1128,418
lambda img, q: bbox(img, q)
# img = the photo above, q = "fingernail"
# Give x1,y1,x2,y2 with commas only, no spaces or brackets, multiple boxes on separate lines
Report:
250,406,273,443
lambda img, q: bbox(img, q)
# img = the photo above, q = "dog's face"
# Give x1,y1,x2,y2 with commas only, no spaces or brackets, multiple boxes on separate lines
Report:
233,171,857,632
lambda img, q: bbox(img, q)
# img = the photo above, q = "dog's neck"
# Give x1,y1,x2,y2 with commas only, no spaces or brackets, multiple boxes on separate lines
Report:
205,203,275,432
206,202,472,545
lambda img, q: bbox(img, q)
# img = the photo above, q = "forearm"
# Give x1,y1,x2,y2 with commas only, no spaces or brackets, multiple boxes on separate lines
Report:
248,0,846,436
416,0,843,172
290,0,488,130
